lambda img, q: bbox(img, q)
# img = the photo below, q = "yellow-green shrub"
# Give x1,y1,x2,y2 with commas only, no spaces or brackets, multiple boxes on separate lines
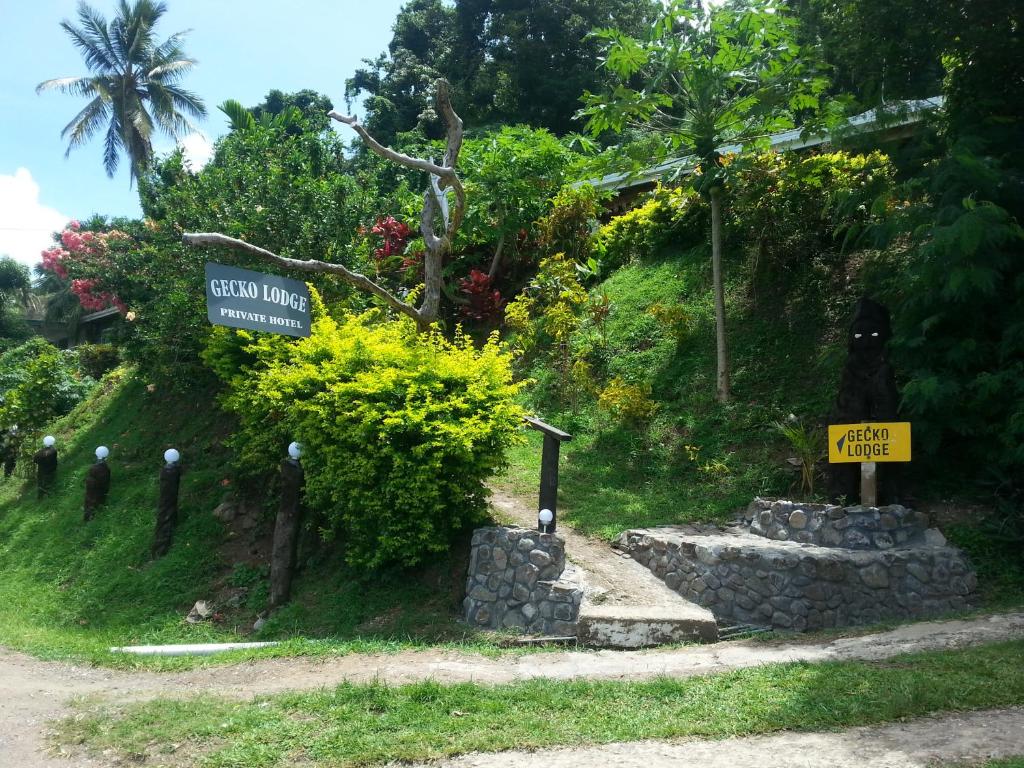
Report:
207,308,525,569
595,186,707,268
597,377,658,424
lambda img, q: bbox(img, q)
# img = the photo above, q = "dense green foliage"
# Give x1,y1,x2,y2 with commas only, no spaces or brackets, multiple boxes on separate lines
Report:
0,256,32,343
36,0,206,181
595,186,707,270
346,0,658,143
865,145,1024,501
456,126,578,277
206,306,524,568
0,338,94,441
61,640,1024,767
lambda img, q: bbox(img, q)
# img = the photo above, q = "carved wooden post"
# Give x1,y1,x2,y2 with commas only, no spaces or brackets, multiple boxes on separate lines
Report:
33,436,57,499
152,449,182,559
1,426,19,479
524,417,572,533
83,446,111,522
269,442,305,609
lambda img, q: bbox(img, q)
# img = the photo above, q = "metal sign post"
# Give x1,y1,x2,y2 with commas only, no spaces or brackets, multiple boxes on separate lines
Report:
828,421,911,506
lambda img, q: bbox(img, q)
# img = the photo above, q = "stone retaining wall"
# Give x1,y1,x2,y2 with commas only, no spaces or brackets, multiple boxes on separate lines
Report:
747,498,930,550
463,526,584,636
619,527,978,631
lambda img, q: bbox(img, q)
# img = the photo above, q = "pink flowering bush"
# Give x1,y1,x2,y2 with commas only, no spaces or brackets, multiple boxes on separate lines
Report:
40,222,129,314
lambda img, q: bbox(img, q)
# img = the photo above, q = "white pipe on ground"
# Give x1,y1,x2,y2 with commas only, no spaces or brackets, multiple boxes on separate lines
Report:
109,642,279,656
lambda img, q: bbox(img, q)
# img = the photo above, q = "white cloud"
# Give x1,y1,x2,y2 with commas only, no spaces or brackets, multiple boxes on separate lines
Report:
179,132,213,171
0,168,70,269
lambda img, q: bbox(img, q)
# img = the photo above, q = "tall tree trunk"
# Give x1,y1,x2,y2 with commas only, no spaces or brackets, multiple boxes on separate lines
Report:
710,185,730,403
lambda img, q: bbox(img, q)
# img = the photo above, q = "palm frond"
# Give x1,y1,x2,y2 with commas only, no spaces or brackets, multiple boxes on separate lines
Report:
65,3,119,72
149,30,189,64
218,99,256,132
147,82,194,136
146,57,195,80
158,83,207,119
103,117,124,177
60,95,111,153
36,76,99,97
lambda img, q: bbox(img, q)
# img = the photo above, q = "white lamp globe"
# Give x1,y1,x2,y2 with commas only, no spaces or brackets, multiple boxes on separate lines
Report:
43,435,56,448
95,446,109,460
288,441,302,460
163,448,180,464
539,508,554,525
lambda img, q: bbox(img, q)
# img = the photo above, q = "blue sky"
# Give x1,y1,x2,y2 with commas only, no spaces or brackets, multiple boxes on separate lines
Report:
0,0,408,267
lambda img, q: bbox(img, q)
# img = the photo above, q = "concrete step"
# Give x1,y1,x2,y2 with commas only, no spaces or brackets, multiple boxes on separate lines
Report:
576,602,719,648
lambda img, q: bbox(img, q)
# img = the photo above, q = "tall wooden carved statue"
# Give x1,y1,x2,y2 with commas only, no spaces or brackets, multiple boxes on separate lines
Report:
269,442,305,609
828,297,901,504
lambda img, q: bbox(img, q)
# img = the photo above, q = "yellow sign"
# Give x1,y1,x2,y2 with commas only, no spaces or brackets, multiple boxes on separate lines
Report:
828,422,912,463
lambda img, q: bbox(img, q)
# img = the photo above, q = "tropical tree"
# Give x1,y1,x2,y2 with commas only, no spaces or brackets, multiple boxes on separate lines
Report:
346,0,659,144
581,0,835,402
37,0,206,182
0,257,33,342
183,79,466,332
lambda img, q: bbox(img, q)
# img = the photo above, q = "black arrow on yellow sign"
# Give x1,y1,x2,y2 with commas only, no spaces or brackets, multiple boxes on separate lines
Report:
836,434,847,454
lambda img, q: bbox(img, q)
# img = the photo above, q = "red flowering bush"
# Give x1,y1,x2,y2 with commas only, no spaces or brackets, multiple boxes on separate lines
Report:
458,268,506,322
369,215,412,268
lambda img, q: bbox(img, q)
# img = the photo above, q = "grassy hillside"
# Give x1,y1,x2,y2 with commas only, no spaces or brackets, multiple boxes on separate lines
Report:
499,243,853,539
0,370,496,666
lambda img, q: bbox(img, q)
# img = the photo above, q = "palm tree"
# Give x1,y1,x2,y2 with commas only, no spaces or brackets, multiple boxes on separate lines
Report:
37,0,206,183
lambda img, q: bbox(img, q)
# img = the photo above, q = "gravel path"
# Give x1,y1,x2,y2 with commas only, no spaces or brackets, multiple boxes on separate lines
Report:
2,612,1023,767
423,708,1024,768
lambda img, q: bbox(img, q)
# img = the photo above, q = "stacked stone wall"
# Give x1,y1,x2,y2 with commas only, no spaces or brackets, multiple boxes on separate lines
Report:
463,526,583,636
620,528,978,631
748,498,930,550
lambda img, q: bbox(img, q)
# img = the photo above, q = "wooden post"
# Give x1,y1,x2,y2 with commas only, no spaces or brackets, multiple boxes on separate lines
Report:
860,461,878,508
269,456,304,609
32,445,57,499
83,460,111,522
152,461,182,559
523,417,572,533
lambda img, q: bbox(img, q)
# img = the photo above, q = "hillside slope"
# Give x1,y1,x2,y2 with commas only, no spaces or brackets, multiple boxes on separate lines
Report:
0,370,487,665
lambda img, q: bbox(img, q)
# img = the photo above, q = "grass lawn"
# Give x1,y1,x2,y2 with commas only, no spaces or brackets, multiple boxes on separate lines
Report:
58,639,1024,767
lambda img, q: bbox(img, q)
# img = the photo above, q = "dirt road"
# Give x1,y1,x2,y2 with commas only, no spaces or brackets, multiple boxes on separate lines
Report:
2,611,1023,767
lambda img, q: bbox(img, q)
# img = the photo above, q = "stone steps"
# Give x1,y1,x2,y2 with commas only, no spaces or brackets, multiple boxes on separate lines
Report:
576,602,719,648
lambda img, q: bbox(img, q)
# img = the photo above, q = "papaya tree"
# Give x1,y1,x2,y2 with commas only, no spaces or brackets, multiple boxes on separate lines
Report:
581,0,837,402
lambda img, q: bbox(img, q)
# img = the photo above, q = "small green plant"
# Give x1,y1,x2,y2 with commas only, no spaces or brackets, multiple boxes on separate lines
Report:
648,302,691,341
773,413,825,498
